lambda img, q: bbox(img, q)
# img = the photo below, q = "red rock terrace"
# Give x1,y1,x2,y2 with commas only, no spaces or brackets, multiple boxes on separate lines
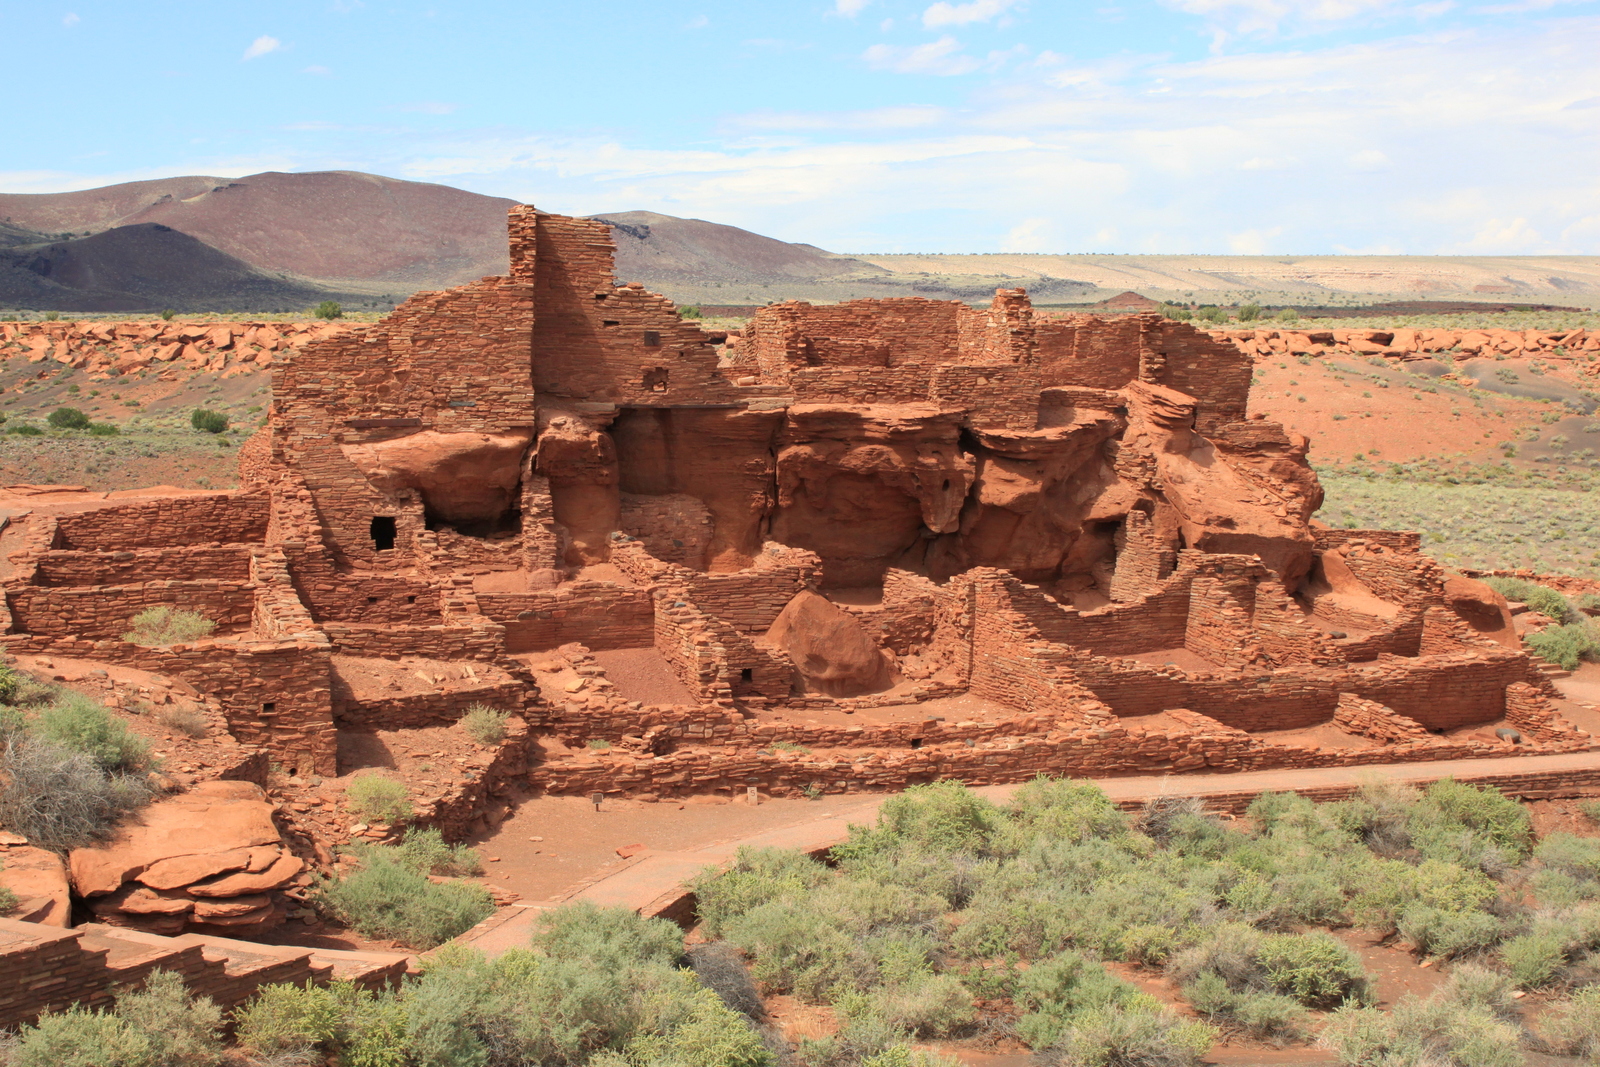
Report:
1,205,1590,815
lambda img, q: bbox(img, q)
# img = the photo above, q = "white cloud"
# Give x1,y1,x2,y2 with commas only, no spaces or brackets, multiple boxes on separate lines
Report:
302,65,332,75
1349,148,1388,170
1161,0,1441,40
922,0,1020,27
729,105,946,131
242,35,281,60
835,0,871,14
62,12,79,27
1463,216,1543,250
863,35,979,74
1228,226,1284,253
1002,216,1054,251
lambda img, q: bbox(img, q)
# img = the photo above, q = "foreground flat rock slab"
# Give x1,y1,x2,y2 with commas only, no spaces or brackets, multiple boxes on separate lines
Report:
69,781,280,898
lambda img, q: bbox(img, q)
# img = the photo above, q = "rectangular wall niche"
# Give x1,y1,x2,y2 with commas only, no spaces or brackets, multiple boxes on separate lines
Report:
370,516,397,551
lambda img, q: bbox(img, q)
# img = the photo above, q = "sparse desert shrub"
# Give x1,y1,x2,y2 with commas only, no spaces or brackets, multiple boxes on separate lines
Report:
122,605,215,646
1278,308,1300,323
1396,905,1503,959
233,979,407,1065
6,423,42,436
1046,1003,1215,1067
87,422,118,436
0,734,151,850
0,663,21,704
315,850,492,948
834,779,1004,860
33,691,150,773
1256,932,1369,1008
189,408,229,434
375,825,483,876
461,702,509,744
1320,978,1522,1067
313,300,343,320
693,846,832,936
1237,303,1261,322
5,969,224,1067
156,707,208,739
1500,929,1568,989
0,874,17,915
689,941,767,1020
46,406,89,430
345,772,411,824
1529,621,1600,670
1542,984,1600,1061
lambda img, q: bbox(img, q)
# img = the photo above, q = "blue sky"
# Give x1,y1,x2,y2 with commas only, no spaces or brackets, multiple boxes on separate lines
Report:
1,0,1596,254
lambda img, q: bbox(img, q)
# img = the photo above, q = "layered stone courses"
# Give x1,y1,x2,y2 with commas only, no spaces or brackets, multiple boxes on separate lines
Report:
0,205,1589,825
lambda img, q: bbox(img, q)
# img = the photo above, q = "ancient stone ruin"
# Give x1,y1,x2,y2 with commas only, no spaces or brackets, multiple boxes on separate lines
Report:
0,205,1589,828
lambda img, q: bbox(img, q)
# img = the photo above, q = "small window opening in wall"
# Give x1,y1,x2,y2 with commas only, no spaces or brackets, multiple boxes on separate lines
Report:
593,292,608,301
262,702,276,714
603,319,621,327
366,596,379,604
370,516,397,550
740,668,753,683
406,595,417,604
910,737,924,749
642,330,661,346
643,367,669,393
942,478,951,491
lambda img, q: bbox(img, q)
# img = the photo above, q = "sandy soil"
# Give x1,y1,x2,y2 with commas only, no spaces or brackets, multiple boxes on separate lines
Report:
466,791,874,903
589,648,699,707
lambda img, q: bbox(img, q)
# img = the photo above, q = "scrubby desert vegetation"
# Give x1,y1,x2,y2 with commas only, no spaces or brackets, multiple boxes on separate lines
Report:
0,665,154,852
1318,474,1600,577
14,777,1600,1066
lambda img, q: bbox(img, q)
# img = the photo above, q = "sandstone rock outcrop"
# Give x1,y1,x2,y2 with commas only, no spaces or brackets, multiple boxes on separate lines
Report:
0,836,71,927
68,781,302,934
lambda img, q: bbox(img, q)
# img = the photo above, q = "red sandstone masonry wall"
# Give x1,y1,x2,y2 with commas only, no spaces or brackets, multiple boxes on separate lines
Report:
997,567,1192,657
1352,653,1525,729
528,213,732,404
1147,317,1253,433
8,581,255,640
478,583,655,653
322,621,506,663
33,546,253,587
51,494,268,550
333,678,531,730
1038,316,1141,390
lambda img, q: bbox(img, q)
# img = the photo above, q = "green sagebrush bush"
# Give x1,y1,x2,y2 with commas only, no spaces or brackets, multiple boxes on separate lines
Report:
1529,621,1600,670
315,841,493,949
122,605,215,647
692,846,832,937
233,980,408,1066
461,703,509,744
46,407,89,430
832,779,1005,861
1541,984,1600,1061
345,772,412,824
5,970,224,1067
1320,965,1521,1067
189,408,229,434
401,905,769,1067
32,690,150,773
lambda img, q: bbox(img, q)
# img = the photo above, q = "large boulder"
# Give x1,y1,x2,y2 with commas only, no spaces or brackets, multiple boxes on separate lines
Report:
764,590,893,697
68,781,300,935
1444,575,1519,649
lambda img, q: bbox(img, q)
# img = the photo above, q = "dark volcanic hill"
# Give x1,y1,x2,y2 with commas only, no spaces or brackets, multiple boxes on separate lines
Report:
0,224,338,312
589,210,887,285
0,171,517,291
